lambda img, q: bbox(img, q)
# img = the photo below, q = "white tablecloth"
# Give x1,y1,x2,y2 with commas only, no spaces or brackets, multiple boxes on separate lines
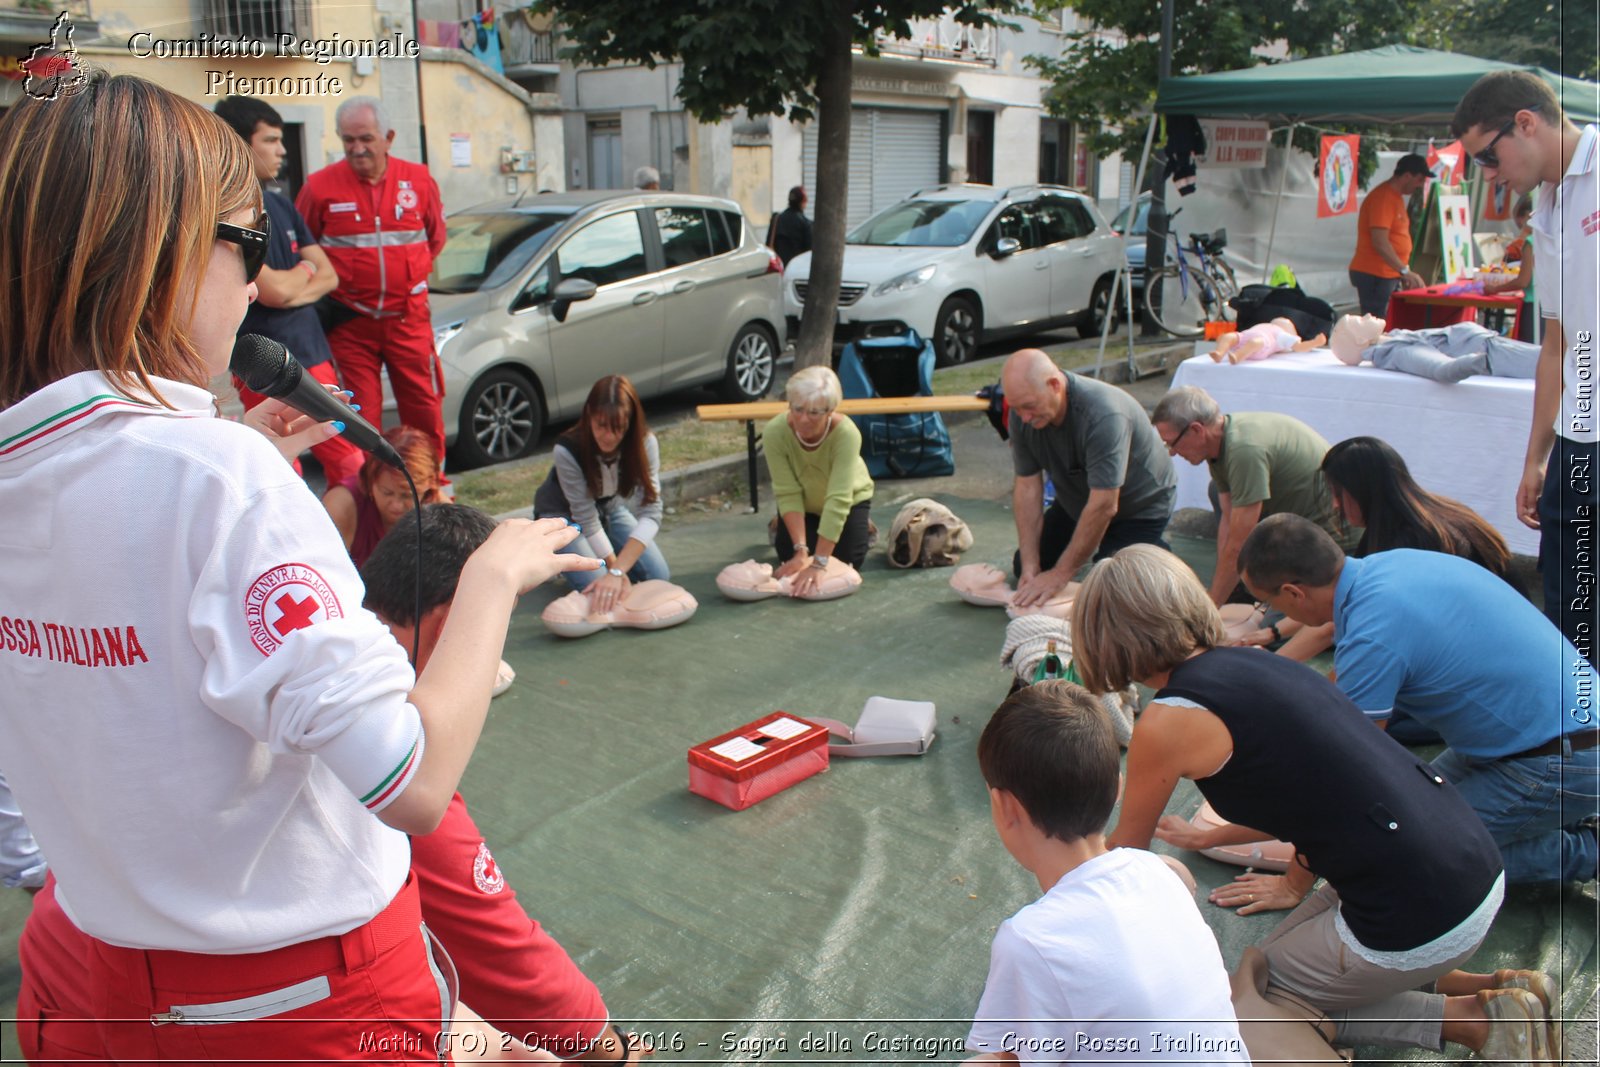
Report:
1169,349,1538,555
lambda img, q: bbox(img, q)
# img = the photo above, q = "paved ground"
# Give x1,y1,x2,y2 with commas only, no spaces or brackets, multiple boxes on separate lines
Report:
2,357,1591,1064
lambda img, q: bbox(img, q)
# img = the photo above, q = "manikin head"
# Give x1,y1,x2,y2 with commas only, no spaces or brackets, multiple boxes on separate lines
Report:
1329,314,1387,365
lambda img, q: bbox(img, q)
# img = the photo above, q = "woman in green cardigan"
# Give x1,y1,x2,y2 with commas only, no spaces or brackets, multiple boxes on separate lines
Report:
765,366,876,596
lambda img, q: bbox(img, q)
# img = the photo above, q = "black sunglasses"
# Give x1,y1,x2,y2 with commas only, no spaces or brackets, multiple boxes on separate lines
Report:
1165,422,1194,453
1471,118,1518,170
216,213,271,283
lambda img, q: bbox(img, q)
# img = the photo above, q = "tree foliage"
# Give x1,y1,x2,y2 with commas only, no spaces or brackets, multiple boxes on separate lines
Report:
535,0,1027,369
535,1,1021,124
1416,0,1598,82
1028,0,1433,163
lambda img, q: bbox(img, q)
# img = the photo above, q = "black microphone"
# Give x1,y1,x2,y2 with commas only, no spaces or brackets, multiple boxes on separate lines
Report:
230,334,403,469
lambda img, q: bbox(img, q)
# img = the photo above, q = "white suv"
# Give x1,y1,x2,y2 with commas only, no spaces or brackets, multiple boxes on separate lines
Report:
782,184,1124,365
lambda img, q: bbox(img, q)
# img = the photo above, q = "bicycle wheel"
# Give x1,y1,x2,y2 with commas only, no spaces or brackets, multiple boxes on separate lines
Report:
1144,265,1227,339
1209,259,1240,300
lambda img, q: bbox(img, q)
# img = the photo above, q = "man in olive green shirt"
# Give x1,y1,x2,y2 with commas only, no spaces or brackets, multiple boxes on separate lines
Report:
1152,386,1349,606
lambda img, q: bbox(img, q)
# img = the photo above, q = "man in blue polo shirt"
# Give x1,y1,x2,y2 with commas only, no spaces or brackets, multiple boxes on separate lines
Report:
214,95,365,489
1238,513,1599,884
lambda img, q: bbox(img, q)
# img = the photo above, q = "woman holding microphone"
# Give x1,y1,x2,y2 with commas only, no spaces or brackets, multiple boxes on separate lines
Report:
0,73,595,1062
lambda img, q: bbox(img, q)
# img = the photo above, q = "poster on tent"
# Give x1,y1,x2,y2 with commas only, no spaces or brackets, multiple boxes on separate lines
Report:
1437,193,1476,281
1428,140,1468,186
1483,180,1513,221
1317,135,1359,217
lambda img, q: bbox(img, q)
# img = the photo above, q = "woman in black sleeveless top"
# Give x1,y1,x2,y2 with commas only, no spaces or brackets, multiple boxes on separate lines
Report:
1070,546,1555,1060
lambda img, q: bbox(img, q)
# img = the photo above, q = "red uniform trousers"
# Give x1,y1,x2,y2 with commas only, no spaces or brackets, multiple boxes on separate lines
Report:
412,793,609,1055
233,360,367,488
329,310,448,469
16,877,99,1061
17,872,454,1065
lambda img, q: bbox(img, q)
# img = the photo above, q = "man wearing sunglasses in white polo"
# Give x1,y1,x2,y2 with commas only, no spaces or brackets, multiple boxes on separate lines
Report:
1454,72,1599,668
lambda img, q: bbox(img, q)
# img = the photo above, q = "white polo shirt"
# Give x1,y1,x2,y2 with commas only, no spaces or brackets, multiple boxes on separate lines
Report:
0,372,419,952
1530,123,1599,444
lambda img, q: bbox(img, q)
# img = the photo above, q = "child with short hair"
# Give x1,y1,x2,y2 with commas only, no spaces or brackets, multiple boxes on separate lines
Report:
966,682,1246,1064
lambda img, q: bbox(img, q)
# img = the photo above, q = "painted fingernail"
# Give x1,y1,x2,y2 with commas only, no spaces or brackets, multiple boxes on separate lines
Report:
350,403,361,412
332,420,346,433
341,390,355,397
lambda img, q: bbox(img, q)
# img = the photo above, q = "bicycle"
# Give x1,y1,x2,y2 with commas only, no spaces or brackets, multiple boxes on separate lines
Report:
1142,207,1238,339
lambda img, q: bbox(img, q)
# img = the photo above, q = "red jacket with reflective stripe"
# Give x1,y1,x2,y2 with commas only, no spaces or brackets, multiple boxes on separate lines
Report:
296,157,446,318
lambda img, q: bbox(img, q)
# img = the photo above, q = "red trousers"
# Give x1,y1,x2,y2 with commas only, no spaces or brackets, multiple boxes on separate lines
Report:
412,793,609,1054
17,873,453,1065
17,797,608,1062
328,311,448,469
233,359,367,487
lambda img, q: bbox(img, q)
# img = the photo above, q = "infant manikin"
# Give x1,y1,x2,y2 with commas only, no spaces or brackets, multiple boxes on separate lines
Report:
1329,313,1538,383
1210,317,1325,363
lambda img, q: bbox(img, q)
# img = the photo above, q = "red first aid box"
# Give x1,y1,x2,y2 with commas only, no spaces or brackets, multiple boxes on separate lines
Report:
687,712,830,811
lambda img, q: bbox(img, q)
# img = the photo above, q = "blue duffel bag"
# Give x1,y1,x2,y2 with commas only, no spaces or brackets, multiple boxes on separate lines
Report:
837,327,955,479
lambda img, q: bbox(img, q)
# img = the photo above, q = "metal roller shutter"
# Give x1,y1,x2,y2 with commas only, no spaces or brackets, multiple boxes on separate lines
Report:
802,108,944,231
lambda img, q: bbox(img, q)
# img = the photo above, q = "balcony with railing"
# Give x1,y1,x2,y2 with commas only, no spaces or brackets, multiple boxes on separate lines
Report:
871,13,997,67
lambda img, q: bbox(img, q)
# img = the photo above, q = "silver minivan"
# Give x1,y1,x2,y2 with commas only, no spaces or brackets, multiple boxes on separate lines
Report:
430,190,784,467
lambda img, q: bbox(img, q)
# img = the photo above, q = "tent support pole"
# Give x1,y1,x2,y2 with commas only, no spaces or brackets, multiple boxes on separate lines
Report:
1094,113,1158,381
1261,122,1297,283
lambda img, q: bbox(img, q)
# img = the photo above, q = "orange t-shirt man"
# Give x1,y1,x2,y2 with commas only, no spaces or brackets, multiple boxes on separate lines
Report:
1347,154,1431,316
1349,183,1413,277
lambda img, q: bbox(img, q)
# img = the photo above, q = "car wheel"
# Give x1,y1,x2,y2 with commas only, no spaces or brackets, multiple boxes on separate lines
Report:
1077,277,1119,339
721,322,777,402
934,296,980,367
454,368,545,469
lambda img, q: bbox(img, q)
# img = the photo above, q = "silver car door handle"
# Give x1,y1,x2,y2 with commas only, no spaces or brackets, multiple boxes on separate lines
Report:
1035,261,1049,270
632,291,658,305
672,280,696,294
1076,248,1094,256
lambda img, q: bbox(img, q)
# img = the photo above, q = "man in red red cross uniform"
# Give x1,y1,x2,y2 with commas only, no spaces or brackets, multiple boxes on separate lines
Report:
298,96,449,470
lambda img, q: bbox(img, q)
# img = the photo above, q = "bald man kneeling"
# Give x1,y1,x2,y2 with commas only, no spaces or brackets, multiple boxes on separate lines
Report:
1001,349,1178,607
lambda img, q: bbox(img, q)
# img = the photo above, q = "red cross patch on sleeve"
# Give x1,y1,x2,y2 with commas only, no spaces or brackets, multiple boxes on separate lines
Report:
243,563,345,656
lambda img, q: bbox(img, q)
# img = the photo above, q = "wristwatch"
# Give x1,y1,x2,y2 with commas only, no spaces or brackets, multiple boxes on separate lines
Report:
810,554,831,570
606,567,625,578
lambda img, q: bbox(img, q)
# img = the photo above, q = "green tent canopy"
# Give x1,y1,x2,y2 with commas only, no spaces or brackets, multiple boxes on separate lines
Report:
1156,45,1598,126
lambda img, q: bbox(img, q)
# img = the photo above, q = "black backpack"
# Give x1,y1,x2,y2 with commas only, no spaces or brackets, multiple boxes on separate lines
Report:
1229,284,1335,341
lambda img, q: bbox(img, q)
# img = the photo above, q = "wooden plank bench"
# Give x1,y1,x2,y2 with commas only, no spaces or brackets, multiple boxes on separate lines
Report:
696,395,992,509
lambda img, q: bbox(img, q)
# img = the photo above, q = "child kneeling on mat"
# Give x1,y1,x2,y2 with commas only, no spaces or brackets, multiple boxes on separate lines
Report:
964,683,1246,1064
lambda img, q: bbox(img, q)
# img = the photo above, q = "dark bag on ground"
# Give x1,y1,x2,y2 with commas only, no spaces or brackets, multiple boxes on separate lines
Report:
1229,284,1335,340
837,326,955,479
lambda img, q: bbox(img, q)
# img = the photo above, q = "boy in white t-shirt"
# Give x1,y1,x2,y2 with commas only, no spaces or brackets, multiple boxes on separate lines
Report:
966,682,1247,1065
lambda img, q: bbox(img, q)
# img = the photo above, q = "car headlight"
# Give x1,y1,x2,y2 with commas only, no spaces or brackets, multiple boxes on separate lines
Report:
873,264,937,297
434,321,465,353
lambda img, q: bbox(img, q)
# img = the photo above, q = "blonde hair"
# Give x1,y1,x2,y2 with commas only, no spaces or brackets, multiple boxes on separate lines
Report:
1070,545,1226,692
0,72,261,408
785,365,842,411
